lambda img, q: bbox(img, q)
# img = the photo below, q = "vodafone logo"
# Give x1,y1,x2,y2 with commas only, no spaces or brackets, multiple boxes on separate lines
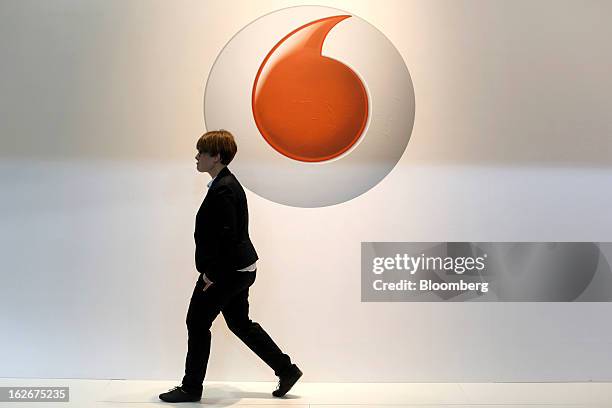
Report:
204,6,415,207
252,15,369,163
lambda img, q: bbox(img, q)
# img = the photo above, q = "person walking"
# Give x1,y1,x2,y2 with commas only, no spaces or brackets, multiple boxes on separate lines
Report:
159,130,302,403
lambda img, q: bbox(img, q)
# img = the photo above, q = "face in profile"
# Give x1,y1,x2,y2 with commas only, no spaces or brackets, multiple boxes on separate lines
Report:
195,151,220,173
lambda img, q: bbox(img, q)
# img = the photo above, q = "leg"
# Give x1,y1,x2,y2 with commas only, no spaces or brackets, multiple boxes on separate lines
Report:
222,271,292,376
180,276,221,394
181,274,248,393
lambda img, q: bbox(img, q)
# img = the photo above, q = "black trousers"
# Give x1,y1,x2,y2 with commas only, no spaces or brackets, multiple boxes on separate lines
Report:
181,269,292,394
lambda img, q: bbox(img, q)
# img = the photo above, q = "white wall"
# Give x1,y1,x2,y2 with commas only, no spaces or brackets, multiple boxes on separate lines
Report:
1,0,611,382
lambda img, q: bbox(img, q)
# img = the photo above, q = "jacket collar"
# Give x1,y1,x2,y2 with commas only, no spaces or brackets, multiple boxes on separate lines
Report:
209,166,231,189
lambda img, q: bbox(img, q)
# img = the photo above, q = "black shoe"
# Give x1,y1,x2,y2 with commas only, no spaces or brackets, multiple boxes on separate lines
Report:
159,385,201,403
272,364,303,397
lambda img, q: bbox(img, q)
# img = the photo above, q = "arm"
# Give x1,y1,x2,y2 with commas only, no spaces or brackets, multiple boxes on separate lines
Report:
195,184,238,281
213,184,239,245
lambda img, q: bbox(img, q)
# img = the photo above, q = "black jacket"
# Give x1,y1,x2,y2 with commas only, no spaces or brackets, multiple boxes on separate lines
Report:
194,166,258,282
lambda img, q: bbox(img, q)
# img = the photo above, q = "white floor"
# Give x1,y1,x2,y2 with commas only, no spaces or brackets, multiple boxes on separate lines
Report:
1,379,612,407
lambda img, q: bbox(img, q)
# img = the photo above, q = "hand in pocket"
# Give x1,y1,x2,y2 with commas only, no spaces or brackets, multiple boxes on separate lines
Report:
202,274,214,292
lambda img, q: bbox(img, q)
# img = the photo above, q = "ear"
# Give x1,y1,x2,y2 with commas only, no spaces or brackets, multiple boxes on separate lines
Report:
213,153,222,163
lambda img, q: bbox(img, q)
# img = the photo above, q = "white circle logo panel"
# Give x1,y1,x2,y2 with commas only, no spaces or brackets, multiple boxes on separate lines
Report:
204,6,415,207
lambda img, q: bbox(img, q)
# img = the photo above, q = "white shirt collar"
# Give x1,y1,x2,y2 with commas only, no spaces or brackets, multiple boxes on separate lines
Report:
206,176,216,189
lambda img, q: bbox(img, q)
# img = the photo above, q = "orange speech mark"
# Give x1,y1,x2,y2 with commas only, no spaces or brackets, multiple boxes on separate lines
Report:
252,15,369,162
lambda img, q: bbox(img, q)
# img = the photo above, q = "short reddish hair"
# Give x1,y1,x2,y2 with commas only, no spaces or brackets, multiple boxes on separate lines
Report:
196,129,237,165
